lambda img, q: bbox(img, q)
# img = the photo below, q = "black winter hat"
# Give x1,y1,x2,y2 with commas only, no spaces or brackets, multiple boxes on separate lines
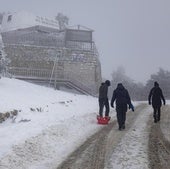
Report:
117,83,124,89
117,83,123,87
105,80,111,86
154,81,159,87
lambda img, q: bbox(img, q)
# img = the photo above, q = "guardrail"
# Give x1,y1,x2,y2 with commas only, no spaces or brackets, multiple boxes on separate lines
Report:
8,67,97,96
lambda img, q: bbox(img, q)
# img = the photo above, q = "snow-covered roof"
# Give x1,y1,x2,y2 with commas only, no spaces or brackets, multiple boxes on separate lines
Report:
1,11,59,32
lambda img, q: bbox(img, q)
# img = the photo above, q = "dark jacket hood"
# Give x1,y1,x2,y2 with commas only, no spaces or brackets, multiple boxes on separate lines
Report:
105,80,111,86
154,81,159,87
117,83,124,90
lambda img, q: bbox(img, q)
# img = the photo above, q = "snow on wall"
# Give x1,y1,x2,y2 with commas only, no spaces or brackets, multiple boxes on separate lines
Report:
1,11,59,32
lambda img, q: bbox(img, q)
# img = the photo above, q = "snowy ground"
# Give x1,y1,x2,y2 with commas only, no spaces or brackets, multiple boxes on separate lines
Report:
105,105,152,169
0,77,104,169
0,77,167,169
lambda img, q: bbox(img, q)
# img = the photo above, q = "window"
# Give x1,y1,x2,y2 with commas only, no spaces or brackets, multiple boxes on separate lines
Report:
7,15,12,22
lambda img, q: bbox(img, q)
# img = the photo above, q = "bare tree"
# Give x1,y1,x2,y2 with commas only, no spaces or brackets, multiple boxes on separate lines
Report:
0,30,10,77
0,13,3,24
110,66,146,100
55,13,69,30
111,66,132,86
146,68,170,99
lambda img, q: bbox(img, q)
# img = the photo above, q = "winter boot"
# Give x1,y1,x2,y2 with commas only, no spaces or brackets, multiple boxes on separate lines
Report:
122,124,125,129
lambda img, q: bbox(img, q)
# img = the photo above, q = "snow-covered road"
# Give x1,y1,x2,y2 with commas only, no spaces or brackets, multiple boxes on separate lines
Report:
57,104,152,169
0,78,170,169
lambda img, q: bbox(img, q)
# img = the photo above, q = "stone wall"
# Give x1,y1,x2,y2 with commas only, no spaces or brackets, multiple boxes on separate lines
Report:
2,26,102,95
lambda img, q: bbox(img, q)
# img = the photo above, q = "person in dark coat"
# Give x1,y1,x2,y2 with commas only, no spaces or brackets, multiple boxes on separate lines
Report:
148,81,165,123
111,83,134,130
98,80,111,117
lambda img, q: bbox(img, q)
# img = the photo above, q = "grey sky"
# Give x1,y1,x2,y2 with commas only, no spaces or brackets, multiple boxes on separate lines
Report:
0,0,170,83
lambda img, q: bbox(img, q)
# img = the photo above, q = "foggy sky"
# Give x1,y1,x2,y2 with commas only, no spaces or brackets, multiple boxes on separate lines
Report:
0,0,170,83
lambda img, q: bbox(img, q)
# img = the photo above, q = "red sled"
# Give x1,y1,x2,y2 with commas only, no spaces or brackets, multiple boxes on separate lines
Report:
97,115,111,125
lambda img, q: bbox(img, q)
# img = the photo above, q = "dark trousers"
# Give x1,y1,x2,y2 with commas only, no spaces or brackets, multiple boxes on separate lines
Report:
99,98,109,117
153,106,161,121
116,104,127,128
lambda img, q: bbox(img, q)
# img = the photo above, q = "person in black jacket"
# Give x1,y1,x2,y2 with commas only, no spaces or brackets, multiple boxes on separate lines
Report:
148,81,165,123
111,83,134,130
98,80,111,117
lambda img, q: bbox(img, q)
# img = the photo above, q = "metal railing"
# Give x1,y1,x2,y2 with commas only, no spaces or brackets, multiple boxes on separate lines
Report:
8,67,97,96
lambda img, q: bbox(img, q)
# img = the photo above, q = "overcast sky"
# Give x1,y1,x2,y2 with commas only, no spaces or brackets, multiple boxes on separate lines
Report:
0,0,170,83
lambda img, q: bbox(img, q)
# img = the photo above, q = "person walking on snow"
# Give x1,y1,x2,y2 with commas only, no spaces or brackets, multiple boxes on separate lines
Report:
148,81,165,123
111,83,134,130
98,80,111,118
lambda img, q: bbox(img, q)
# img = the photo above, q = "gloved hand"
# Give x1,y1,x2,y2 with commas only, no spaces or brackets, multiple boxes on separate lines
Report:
128,104,131,109
163,101,166,105
129,103,134,112
148,101,151,105
131,104,134,112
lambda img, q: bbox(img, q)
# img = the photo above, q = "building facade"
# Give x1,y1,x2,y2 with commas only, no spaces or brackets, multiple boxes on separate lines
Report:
1,12,102,95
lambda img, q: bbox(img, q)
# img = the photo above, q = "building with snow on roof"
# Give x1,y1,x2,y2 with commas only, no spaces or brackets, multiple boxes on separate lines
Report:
1,11,59,32
0,11,101,95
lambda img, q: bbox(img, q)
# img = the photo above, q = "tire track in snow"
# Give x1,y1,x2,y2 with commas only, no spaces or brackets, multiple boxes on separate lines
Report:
57,104,148,169
149,105,170,169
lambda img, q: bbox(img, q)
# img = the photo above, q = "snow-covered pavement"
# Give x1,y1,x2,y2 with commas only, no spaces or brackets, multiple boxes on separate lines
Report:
105,105,152,169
